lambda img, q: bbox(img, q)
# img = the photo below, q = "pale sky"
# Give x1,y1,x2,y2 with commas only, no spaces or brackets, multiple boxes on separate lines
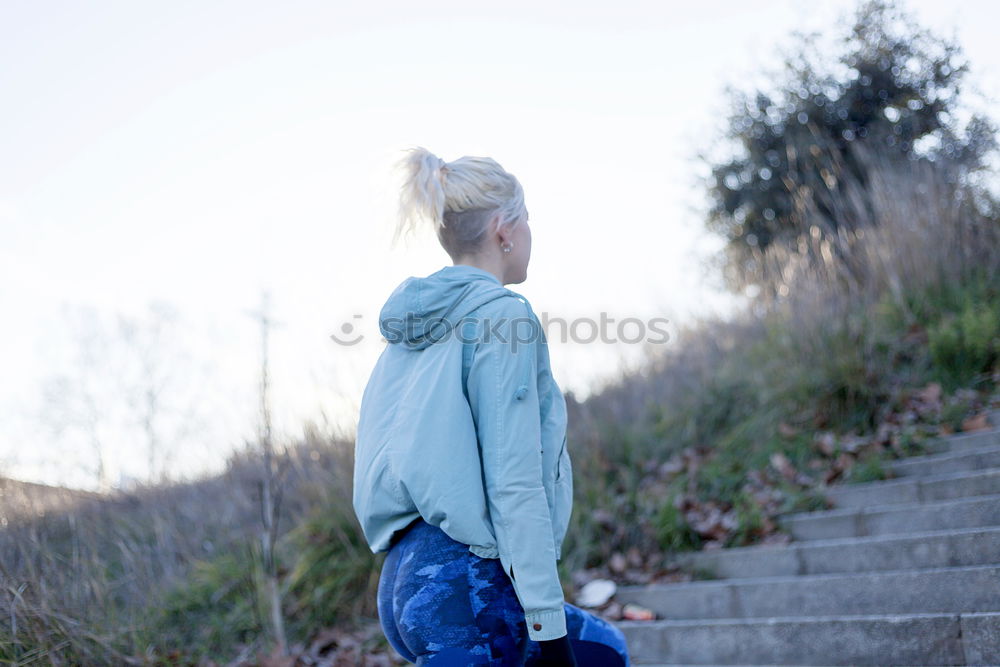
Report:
2,0,997,490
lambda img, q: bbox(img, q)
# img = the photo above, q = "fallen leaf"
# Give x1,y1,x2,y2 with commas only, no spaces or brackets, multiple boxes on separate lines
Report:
577,579,617,607
609,552,627,573
916,382,942,405
769,452,797,481
622,603,656,620
961,413,990,432
840,435,866,454
814,432,837,457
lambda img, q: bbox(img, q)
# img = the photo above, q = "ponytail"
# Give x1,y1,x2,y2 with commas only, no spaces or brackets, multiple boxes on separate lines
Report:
394,147,449,245
393,146,527,258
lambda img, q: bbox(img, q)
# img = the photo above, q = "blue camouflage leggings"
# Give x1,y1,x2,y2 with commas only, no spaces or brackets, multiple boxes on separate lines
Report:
377,518,630,666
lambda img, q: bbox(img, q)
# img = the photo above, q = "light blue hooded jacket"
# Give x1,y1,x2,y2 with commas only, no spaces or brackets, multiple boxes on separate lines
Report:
353,263,573,641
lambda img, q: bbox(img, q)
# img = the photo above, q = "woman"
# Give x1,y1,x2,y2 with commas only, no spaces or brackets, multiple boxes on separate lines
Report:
353,147,630,666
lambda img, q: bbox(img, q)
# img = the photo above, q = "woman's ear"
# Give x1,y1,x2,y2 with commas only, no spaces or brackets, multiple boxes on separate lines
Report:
494,216,513,250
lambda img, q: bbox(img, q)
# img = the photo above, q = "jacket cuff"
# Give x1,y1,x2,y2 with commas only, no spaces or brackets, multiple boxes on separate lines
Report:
468,544,499,559
525,607,567,641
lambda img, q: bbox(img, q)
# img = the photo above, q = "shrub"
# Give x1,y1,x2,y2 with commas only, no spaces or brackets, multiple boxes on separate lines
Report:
928,289,1000,391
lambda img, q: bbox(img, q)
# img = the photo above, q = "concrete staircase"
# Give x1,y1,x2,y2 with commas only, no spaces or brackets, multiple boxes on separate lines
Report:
612,409,1000,666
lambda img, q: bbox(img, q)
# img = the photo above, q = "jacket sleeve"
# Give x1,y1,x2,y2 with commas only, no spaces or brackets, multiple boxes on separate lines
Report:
466,298,567,641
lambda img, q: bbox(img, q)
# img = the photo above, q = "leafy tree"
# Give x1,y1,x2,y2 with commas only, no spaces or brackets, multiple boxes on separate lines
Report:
703,0,997,297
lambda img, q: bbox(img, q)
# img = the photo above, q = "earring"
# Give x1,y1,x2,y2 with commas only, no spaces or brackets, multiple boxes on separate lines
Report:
502,243,513,253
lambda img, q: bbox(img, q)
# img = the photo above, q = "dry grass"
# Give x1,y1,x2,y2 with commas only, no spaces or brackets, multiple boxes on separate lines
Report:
0,426,359,664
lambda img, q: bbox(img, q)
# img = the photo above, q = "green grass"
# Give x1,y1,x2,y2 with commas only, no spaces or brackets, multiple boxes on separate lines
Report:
142,548,265,662
282,496,382,640
844,453,888,484
654,499,702,553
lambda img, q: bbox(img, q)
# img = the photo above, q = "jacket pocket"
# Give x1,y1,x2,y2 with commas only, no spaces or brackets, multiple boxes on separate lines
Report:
552,434,573,560
555,435,567,481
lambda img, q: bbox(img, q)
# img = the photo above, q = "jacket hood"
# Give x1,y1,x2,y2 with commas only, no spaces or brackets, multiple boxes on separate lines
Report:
378,265,513,350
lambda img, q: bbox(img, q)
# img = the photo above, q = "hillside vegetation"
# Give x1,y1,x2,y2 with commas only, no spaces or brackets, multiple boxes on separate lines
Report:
1,139,996,666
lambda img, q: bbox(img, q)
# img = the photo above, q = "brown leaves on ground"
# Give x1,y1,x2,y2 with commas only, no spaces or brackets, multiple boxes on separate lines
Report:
676,496,740,547
813,383,994,483
960,412,991,432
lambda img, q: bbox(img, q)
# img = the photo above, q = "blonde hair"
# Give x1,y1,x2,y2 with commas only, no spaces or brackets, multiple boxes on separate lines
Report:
392,146,527,258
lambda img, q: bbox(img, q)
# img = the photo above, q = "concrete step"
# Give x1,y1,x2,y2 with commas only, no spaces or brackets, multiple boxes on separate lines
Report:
637,664,970,667
815,466,1000,510
778,492,1000,540
886,441,1000,478
665,525,1000,578
614,564,1000,620
619,410,1000,665
911,425,1000,457
812,415,1000,507
615,611,999,665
